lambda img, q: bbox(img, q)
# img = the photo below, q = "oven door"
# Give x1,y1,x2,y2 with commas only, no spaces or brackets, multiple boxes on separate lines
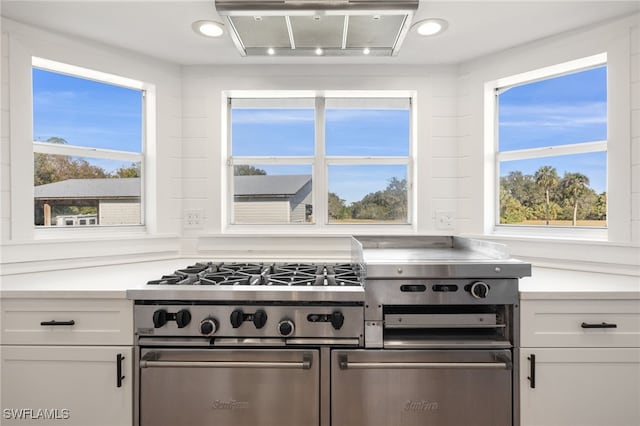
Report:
332,349,512,426
140,348,319,426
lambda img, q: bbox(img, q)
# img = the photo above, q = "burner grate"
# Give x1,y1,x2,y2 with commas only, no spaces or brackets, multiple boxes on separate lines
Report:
147,262,362,287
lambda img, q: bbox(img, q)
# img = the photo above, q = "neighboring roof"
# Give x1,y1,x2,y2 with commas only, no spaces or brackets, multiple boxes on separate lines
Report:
234,174,311,197
34,178,141,199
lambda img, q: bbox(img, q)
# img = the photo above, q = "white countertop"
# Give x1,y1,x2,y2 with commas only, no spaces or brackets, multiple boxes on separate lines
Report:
520,267,640,299
1,260,638,299
0,259,208,299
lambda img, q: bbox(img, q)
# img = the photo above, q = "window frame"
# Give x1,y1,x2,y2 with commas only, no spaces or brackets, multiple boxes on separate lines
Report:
487,53,611,241
30,57,148,234
223,91,415,233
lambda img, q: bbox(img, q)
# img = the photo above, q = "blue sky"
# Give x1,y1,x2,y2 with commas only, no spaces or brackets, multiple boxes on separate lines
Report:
32,68,143,153
34,65,606,199
499,66,607,193
232,108,409,203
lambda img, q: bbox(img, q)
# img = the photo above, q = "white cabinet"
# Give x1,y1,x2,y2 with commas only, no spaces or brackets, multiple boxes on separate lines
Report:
0,298,133,426
520,299,640,426
1,346,133,426
520,348,640,426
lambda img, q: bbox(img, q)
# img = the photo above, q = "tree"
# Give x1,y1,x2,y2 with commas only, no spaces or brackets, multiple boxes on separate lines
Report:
499,187,527,223
114,163,141,178
559,172,590,226
350,177,407,221
500,171,540,211
534,166,559,225
235,165,267,176
328,192,350,220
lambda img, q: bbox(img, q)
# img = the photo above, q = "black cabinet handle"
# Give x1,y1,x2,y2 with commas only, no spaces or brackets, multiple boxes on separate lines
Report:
40,320,75,326
116,354,125,388
527,354,536,389
581,322,617,329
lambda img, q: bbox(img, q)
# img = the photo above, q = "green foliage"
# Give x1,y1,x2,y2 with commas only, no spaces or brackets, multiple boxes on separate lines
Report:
328,192,351,220
350,177,407,221
234,165,267,176
34,138,140,186
114,163,141,178
500,166,605,226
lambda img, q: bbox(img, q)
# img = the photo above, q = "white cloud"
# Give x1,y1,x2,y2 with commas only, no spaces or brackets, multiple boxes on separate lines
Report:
500,102,606,128
232,110,314,124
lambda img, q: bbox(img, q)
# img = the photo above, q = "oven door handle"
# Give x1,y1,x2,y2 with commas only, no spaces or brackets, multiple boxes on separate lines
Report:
140,355,313,370
338,357,511,370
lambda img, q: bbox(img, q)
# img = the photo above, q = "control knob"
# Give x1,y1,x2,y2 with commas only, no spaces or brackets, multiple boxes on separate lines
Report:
200,318,218,336
470,281,490,299
253,310,268,329
330,311,345,330
230,309,244,328
278,320,295,337
175,309,192,328
152,309,168,328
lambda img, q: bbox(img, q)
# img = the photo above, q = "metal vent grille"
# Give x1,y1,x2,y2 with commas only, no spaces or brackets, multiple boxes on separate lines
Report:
215,0,419,56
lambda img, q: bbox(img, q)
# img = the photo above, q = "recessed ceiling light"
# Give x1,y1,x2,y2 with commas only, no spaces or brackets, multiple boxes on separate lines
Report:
267,47,275,55
315,47,323,55
413,18,448,36
192,20,224,38
254,16,263,22
363,47,371,55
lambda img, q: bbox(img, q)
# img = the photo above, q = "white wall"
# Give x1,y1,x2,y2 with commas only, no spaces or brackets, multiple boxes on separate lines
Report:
179,64,461,257
0,19,182,272
0,14,638,274
456,13,640,273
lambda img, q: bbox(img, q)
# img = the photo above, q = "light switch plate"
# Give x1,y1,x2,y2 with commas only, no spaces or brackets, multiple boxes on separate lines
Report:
435,210,455,230
184,209,203,228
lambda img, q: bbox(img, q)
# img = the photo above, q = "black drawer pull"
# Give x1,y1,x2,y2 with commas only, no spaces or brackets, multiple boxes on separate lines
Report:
527,354,536,389
40,320,75,326
581,322,617,329
116,354,125,388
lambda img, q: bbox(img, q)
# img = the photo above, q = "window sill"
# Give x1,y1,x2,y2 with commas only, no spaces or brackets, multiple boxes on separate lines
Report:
223,223,417,236
490,225,608,243
33,225,149,240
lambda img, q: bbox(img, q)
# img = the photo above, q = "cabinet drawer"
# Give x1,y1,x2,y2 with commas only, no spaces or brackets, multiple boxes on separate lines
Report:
521,300,640,348
1,299,133,345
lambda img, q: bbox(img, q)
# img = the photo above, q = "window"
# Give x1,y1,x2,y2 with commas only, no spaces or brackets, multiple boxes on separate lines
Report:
32,58,145,228
228,95,412,227
495,59,607,230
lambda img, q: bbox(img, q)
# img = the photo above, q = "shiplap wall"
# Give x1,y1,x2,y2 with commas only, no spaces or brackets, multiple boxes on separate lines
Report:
0,14,638,273
179,65,459,236
632,25,640,243
456,13,640,273
1,32,11,240
0,19,182,271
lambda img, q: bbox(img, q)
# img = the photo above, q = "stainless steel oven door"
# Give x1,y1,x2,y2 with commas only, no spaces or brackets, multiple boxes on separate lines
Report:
332,349,512,426
140,348,319,426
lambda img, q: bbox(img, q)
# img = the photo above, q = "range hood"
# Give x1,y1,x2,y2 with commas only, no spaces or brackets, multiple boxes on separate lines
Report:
214,0,419,56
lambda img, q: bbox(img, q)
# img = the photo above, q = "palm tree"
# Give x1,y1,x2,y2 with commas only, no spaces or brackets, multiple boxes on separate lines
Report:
534,166,559,225
559,172,590,226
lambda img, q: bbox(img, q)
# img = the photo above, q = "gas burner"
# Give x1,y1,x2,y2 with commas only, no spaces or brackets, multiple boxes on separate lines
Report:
146,262,363,287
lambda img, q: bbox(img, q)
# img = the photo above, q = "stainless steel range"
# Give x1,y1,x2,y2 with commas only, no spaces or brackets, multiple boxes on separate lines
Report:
128,237,530,426
129,262,365,426
333,236,531,426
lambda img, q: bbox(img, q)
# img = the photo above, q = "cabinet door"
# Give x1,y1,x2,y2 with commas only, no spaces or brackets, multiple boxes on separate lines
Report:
1,346,132,426
520,348,640,426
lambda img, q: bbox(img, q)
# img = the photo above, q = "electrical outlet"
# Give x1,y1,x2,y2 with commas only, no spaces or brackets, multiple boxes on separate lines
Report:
184,209,203,228
435,210,455,230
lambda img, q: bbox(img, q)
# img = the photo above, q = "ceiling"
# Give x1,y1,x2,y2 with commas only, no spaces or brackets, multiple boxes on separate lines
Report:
1,1,638,66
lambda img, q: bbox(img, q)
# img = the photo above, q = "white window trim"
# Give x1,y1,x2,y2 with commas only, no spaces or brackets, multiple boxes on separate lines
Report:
223,91,416,234
10,54,154,239
484,53,617,242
